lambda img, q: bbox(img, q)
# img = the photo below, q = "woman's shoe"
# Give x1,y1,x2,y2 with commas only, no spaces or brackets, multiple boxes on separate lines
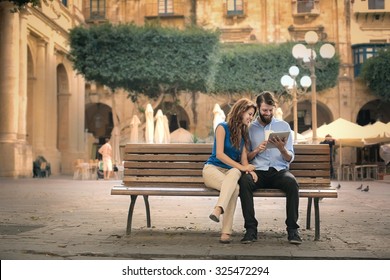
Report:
219,234,232,244
209,207,222,223
209,213,219,223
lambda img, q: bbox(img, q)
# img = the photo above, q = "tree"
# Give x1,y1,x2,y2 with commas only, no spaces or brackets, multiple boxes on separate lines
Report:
361,48,390,102
213,42,340,96
2,0,40,11
68,23,220,102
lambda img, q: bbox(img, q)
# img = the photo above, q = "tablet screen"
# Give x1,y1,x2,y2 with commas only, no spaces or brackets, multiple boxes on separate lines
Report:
265,131,290,148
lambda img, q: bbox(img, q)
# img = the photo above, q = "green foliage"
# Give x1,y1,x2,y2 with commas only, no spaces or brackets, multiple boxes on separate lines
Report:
69,23,339,100
68,23,220,101
213,42,339,95
2,0,41,12
361,48,390,102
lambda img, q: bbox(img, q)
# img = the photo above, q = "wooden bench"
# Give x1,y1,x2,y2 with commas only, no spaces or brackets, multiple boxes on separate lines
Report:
111,143,338,240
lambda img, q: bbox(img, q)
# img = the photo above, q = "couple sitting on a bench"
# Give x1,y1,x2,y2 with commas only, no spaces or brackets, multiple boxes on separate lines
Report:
203,91,302,245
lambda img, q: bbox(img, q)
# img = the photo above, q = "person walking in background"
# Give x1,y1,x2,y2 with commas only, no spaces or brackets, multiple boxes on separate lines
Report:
239,91,302,244
202,98,257,244
98,137,113,180
320,134,336,179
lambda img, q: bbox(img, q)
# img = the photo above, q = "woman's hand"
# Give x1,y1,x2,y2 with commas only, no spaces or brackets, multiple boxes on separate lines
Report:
241,164,256,172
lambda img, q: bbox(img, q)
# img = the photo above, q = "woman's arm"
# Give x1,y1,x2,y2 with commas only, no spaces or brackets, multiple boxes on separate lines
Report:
215,126,254,172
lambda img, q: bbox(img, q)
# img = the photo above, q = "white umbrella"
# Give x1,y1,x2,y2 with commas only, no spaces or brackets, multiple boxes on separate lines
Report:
317,118,365,147
110,126,121,165
130,115,141,143
154,109,165,144
292,131,308,143
145,103,154,143
213,103,226,133
316,118,366,170
363,121,390,145
170,128,194,143
274,107,283,120
163,115,170,144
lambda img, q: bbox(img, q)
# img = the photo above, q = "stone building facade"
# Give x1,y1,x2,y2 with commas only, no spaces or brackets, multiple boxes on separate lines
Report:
0,1,86,176
1,0,389,177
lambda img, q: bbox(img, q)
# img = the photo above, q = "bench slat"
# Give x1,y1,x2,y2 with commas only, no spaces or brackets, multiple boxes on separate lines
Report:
290,163,330,169
122,179,330,187
124,161,329,170
124,154,209,162
111,186,338,198
294,155,330,162
124,177,205,183
124,144,212,154
125,169,202,176
123,170,330,178
125,162,205,169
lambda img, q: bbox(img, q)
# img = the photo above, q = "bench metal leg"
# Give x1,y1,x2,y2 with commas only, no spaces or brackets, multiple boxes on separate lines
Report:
314,197,320,241
127,195,138,234
306,197,312,229
126,195,152,235
143,195,151,228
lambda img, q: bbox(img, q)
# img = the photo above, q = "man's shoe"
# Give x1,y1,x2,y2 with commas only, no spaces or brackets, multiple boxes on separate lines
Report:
240,232,257,244
288,230,302,245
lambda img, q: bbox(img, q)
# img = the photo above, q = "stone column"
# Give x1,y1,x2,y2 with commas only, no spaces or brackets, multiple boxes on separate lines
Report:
0,3,33,177
0,3,19,143
33,39,47,149
57,92,71,151
18,11,28,142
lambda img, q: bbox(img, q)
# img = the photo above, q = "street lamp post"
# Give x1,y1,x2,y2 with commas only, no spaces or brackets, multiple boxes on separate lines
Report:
291,31,335,143
281,66,311,143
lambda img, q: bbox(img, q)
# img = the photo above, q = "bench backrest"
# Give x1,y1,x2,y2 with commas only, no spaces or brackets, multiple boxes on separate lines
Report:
122,143,330,189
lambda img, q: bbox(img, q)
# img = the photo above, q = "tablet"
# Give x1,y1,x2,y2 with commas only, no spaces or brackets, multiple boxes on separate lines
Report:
265,131,291,148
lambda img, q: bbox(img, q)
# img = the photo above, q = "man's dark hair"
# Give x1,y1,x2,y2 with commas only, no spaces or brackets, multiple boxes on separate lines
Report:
256,91,276,107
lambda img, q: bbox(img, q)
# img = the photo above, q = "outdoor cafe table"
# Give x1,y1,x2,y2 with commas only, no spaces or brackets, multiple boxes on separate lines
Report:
353,164,378,181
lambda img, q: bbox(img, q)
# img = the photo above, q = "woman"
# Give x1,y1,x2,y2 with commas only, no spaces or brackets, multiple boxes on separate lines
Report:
202,98,258,243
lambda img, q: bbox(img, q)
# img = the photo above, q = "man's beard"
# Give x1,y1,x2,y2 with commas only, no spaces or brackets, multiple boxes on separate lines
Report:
259,113,272,125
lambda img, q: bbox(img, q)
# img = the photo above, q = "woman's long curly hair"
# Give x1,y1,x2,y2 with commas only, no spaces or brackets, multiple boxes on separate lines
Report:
226,98,257,150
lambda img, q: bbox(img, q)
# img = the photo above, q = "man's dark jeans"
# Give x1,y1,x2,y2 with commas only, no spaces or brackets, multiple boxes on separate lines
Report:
238,168,300,233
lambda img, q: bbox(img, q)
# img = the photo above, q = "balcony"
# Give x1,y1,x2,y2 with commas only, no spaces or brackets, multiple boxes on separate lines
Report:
353,0,390,24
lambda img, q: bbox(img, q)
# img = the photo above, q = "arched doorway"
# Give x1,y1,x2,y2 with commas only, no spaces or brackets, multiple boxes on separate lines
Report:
85,102,114,142
57,64,70,152
289,100,333,133
356,99,390,125
356,99,390,164
156,102,190,132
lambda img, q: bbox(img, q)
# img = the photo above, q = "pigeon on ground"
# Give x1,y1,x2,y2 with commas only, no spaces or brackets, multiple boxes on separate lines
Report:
336,183,341,189
362,185,369,192
357,184,363,190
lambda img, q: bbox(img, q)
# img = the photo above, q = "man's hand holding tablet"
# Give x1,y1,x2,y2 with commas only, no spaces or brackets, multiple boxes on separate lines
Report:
266,131,290,149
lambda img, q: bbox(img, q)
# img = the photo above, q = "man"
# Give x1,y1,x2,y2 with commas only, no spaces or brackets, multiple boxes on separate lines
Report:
98,138,113,180
239,91,302,244
320,134,336,179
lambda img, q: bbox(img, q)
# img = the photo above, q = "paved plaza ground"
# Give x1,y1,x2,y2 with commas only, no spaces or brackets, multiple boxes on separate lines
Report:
0,175,389,260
